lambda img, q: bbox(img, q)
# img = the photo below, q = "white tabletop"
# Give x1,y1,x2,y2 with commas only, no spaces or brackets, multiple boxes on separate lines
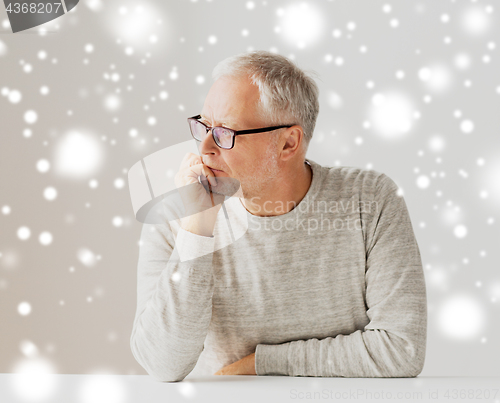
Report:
1,374,499,403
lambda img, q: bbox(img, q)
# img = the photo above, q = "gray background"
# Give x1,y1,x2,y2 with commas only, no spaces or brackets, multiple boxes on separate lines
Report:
0,0,499,378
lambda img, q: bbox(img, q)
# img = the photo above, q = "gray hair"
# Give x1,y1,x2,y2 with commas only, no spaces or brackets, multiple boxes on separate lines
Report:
212,50,320,148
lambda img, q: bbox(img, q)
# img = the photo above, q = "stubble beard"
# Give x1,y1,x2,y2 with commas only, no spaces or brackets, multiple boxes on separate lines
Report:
210,138,282,202
240,142,281,202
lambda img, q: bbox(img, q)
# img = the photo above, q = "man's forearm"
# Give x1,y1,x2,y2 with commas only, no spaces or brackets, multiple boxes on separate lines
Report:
131,227,216,382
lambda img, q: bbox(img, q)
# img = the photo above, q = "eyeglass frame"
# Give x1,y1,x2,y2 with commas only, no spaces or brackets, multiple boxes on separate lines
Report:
187,114,296,150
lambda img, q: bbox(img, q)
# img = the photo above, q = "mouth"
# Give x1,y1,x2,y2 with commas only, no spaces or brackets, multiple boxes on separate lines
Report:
207,165,225,173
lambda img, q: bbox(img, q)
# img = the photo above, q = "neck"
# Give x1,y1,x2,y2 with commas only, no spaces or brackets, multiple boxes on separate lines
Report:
240,159,312,217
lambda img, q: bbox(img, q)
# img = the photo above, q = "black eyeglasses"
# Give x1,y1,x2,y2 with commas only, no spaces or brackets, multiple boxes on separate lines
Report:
187,114,294,150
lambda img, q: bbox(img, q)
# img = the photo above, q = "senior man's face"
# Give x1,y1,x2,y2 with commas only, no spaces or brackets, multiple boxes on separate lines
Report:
198,75,282,199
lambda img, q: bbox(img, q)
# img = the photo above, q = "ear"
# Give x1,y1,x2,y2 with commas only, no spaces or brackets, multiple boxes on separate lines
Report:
280,125,304,161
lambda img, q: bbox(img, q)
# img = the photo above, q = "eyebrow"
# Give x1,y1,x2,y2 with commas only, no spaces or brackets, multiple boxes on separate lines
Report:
200,114,235,128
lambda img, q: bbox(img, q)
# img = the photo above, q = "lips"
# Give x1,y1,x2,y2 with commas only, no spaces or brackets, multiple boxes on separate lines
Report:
207,165,224,173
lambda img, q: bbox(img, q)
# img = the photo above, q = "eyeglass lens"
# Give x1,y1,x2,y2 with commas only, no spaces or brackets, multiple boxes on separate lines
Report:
190,120,234,149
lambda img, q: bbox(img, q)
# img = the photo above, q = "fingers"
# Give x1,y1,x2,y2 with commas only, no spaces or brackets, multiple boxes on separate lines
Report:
188,163,217,187
201,164,217,186
180,152,201,170
178,153,217,188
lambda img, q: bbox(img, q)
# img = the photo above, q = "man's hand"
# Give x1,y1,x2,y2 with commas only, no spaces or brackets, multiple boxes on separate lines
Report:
214,352,256,375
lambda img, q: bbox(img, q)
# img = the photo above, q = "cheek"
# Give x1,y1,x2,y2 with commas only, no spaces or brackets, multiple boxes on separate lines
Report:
228,139,267,176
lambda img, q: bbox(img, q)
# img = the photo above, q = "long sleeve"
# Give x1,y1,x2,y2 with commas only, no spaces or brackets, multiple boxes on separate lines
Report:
255,173,428,378
129,200,216,382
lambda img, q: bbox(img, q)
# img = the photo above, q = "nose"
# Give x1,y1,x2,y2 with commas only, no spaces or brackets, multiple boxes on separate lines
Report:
199,128,219,154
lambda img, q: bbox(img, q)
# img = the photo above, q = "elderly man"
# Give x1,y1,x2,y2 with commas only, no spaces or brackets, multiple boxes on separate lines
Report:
130,51,427,381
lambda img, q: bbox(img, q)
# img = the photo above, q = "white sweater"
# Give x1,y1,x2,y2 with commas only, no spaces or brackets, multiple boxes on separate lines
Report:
130,158,427,381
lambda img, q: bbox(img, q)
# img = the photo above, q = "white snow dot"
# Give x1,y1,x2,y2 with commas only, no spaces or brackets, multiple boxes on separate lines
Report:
23,64,33,73
43,187,57,201
112,216,123,227
84,44,94,53
2,205,11,215
38,50,47,60
416,175,430,189
246,1,255,10
196,75,205,84
18,302,32,316
347,21,356,31
40,86,49,95
77,248,97,267
8,89,22,104
438,295,484,340
104,94,121,111
454,53,471,70
114,178,125,189
89,179,98,189
460,120,474,133
382,4,391,13
208,35,217,45
24,110,38,124
159,91,168,100
39,232,53,245
441,14,450,23
19,340,39,358
428,135,445,152
36,159,50,173
147,116,157,126
418,67,431,82
454,224,467,238
17,226,31,240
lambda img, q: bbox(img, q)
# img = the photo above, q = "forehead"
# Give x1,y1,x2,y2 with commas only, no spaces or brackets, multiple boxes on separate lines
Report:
201,75,262,127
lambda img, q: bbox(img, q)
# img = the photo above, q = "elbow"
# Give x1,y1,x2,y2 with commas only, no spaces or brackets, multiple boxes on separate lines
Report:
149,371,187,383
387,362,423,378
386,336,426,378
407,356,425,378
396,364,423,378
130,335,192,382
393,351,425,378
